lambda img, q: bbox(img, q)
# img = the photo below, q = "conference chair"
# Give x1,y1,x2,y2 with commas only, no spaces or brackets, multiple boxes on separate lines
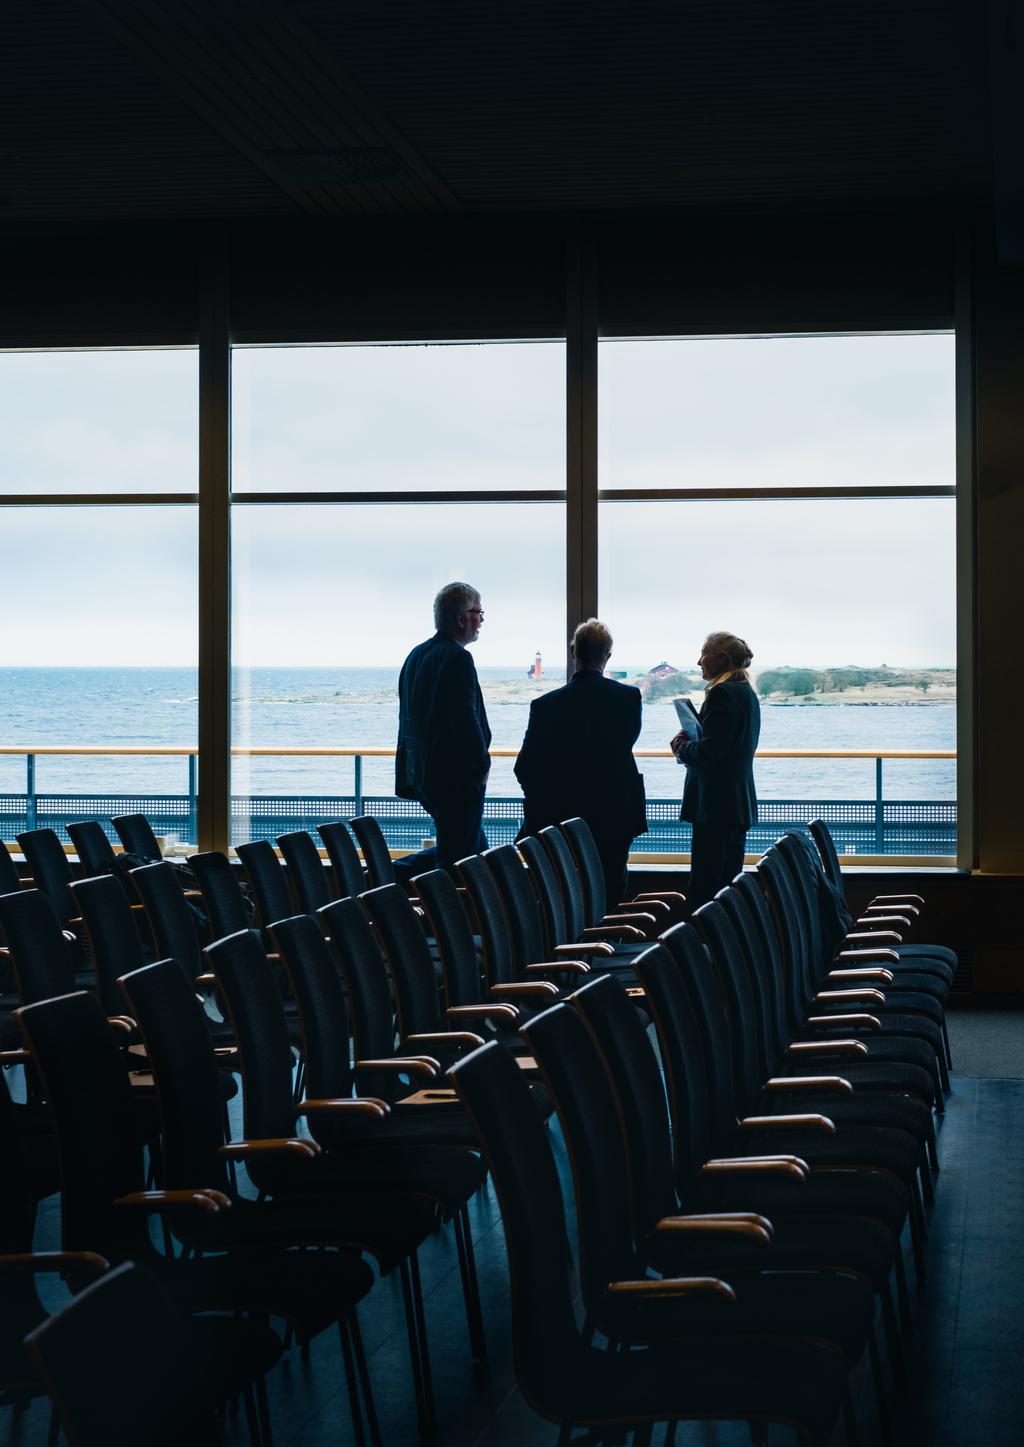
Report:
0,838,22,896
110,813,163,860
561,814,687,923
13,831,90,979
236,838,295,937
318,818,368,899
349,814,398,889
190,849,253,941
449,1039,850,1447
65,819,119,877
277,829,334,915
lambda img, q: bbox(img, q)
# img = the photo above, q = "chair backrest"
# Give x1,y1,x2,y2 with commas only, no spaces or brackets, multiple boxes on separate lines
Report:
26,1261,220,1447
318,897,399,1066
15,991,147,1257
561,817,608,924
635,936,722,1188
277,830,333,915
0,838,22,897
719,873,795,1054
66,821,118,877
449,1041,593,1416
808,817,844,890
411,868,485,1009
348,815,396,889
318,820,366,900
754,847,819,1012
517,834,569,953
189,851,251,941
204,929,297,1148
236,840,294,933
110,814,162,861
0,889,77,1005
519,997,638,1311
271,914,356,1103
456,853,519,989
482,844,547,969
537,825,587,939
691,897,771,1104
658,921,742,1147
15,829,76,927
130,861,203,982
567,972,678,1239
70,873,149,1015
777,829,849,959
118,960,230,1195
360,883,441,1040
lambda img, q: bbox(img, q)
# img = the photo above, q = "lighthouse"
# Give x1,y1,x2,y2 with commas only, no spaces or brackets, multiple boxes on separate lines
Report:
527,651,543,679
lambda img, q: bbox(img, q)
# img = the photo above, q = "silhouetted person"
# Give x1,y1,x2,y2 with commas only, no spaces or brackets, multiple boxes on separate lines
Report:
670,630,759,912
395,582,491,881
515,618,646,905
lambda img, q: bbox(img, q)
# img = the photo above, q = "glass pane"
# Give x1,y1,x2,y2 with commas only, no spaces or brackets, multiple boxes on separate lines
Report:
231,502,566,846
598,496,956,856
0,349,198,495
0,507,198,847
232,342,565,492
599,332,954,491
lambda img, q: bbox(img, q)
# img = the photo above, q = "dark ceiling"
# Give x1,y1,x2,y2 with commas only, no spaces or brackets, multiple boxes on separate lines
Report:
0,1,1002,224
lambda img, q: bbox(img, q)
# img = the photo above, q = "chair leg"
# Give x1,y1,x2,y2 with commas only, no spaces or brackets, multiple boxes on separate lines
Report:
337,1317,366,1447
46,1403,60,1447
453,1204,487,1362
242,1384,263,1447
349,1307,383,1447
841,1381,861,1446
399,1255,437,1439
907,1186,928,1285
879,1278,907,1389
893,1250,913,1337
255,1374,273,1447
919,1155,935,1207
868,1326,894,1447
408,1249,436,1435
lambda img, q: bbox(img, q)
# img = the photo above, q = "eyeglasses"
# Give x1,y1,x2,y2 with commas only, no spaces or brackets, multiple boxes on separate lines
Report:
466,608,485,619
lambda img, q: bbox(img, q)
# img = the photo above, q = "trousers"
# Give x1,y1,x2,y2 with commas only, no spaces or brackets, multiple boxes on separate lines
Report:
686,821,748,913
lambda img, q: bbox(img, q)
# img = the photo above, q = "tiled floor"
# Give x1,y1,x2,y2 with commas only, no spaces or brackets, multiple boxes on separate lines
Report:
4,1071,1022,1447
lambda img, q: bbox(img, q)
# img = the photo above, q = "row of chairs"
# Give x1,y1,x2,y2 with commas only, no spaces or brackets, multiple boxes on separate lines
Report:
0,811,954,1443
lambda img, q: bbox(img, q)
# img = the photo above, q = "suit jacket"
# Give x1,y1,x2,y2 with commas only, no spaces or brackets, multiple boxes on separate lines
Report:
514,671,646,842
677,676,760,828
395,631,491,810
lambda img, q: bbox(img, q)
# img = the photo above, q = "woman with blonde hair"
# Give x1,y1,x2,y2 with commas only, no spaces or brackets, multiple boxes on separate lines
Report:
670,630,759,911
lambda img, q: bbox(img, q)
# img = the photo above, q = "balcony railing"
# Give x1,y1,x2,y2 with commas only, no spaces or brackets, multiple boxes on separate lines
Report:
0,744,957,861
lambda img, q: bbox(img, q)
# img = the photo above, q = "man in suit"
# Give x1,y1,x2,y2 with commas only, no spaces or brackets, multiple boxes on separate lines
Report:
515,618,646,906
395,581,492,880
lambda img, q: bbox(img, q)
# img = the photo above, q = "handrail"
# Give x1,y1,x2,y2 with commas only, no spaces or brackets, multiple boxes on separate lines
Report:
0,745,957,759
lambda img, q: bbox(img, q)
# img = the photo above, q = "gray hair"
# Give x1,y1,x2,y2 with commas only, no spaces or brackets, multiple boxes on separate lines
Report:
434,581,481,631
704,630,754,677
572,617,613,665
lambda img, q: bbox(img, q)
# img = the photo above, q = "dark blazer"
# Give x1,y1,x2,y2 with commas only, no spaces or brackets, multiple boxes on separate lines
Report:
395,631,491,809
677,676,760,828
514,671,646,841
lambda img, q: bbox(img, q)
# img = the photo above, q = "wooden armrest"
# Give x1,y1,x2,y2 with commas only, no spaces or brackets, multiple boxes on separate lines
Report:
814,988,887,1004
554,941,615,957
739,1113,835,1133
195,972,218,986
601,912,656,927
582,925,644,940
837,947,899,964
524,960,590,976
356,1057,439,1078
864,901,919,917
787,1039,869,1057
114,1188,231,1215
829,967,895,983
0,1251,110,1277
406,1031,485,1050
871,892,924,906
298,1097,390,1119
445,1003,520,1024
633,891,687,904
606,1276,736,1302
0,1049,31,1065
805,1013,881,1030
654,1215,773,1244
766,1075,853,1093
702,1156,808,1180
856,914,911,928
106,1015,136,1036
844,930,901,945
491,981,559,998
220,1138,321,1161
619,898,669,914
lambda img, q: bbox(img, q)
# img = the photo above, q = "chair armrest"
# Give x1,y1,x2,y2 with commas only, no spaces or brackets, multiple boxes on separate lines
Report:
491,981,559,998
633,891,687,904
837,947,899,965
601,912,657,927
195,972,218,986
524,960,590,976
829,968,895,983
619,898,669,914
582,925,645,940
814,988,887,1004
701,1156,809,1180
765,1075,854,1093
863,900,919,917
114,1188,231,1215
554,941,614,958
654,1215,773,1244
445,1003,520,1025
871,892,924,906
297,1097,390,1119
0,1251,110,1277
406,1031,485,1051
739,1113,835,1133
606,1276,737,1302
0,1049,30,1065
856,914,911,929
220,1138,321,1161
787,1039,869,1057
355,1057,439,1078
805,1014,882,1031
106,1015,136,1037
844,930,902,945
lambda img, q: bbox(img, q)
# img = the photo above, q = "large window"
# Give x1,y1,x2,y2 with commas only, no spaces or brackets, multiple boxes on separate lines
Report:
0,350,199,849
598,332,956,858
230,343,566,847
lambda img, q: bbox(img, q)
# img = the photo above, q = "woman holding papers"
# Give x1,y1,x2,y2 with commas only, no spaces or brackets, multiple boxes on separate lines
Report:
670,630,760,912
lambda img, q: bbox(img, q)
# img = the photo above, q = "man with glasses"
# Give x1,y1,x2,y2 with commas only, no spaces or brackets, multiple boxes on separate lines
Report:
394,582,492,881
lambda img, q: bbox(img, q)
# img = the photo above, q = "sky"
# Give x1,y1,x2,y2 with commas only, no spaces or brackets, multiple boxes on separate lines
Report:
0,333,955,669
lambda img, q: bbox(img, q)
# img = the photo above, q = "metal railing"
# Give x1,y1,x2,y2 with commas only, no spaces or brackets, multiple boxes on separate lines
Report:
0,744,957,859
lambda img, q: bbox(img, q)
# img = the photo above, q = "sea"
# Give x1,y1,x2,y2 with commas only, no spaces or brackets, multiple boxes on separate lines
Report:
0,666,956,808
